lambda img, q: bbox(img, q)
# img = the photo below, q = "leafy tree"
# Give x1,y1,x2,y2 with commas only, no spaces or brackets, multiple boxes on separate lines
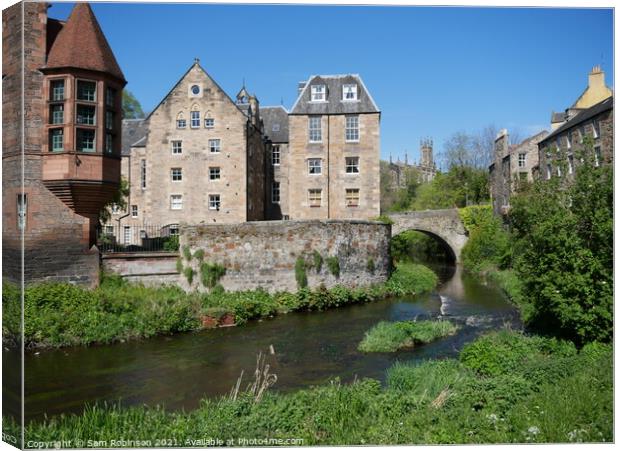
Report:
122,90,145,119
99,177,130,225
508,138,612,344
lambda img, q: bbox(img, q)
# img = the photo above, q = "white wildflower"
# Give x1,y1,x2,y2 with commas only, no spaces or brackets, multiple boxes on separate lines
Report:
528,426,540,435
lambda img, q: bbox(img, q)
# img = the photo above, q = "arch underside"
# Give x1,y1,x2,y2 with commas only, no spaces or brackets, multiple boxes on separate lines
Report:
394,227,459,263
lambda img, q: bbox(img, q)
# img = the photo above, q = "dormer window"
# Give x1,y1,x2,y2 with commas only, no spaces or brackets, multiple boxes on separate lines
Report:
342,84,358,101
272,123,280,132
311,85,326,102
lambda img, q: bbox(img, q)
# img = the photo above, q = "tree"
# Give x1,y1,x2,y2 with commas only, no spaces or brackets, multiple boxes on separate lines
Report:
99,177,130,225
122,90,145,119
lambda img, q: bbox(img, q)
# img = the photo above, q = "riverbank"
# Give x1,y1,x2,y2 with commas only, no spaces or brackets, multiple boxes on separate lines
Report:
2,263,438,349
5,330,612,445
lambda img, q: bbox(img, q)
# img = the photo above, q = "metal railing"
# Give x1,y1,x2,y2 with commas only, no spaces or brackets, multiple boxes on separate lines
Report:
97,224,180,253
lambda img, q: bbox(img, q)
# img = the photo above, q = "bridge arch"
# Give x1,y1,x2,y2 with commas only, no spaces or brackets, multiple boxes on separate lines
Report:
389,209,468,264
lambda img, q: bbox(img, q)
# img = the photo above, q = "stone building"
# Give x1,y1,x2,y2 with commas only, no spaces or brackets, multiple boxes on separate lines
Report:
489,129,548,215
261,105,290,219
287,74,381,220
385,138,437,191
2,2,125,286
107,61,267,242
537,96,613,181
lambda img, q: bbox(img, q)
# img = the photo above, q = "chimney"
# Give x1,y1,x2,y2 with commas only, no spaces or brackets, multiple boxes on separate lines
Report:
588,65,605,89
297,81,307,96
249,95,260,127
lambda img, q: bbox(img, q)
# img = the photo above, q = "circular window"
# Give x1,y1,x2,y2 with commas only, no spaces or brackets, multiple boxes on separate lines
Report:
191,85,200,95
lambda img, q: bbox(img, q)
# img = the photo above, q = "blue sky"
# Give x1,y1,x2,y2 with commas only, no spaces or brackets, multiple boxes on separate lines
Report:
50,2,613,164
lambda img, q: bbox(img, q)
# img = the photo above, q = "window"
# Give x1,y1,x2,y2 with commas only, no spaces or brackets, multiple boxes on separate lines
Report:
593,120,600,139
346,188,360,207
568,154,574,174
169,224,179,236
557,165,562,177
546,163,552,180
76,80,96,102
106,111,114,130
209,139,221,153
308,116,322,142
50,129,63,152
308,189,322,207
310,84,326,101
308,158,322,175
131,205,138,218
112,204,120,214
106,87,116,108
209,194,221,210
346,156,360,173
171,168,182,182
345,115,359,142
17,194,27,230
105,225,114,235
272,145,280,165
272,123,280,132
123,226,131,244
342,84,358,101
191,111,200,128
50,104,64,124
579,125,586,143
105,133,113,154
566,131,572,149
177,118,186,129
170,195,183,210
518,153,526,168
51,80,64,101
191,85,200,95
272,181,280,203
205,118,214,128
76,105,96,125
140,159,146,189
76,129,95,152
209,167,221,180
171,140,182,154
594,146,601,167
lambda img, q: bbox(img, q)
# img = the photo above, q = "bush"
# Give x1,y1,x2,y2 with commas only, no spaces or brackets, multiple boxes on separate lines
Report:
200,262,226,289
193,249,205,261
162,234,180,252
459,205,511,273
384,263,438,296
295,257,307,289
182,245,192,261
358,320,458,353
183,267,194,285
313,251,323,273
326,256,340,278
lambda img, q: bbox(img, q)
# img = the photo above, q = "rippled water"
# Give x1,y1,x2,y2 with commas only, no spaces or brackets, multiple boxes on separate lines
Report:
5,264,520,422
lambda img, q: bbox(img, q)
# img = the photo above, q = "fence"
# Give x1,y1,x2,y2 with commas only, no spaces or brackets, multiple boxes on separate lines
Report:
97,224,180,253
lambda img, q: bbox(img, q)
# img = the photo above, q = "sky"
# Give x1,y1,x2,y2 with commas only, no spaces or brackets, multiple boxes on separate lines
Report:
50,2,614,166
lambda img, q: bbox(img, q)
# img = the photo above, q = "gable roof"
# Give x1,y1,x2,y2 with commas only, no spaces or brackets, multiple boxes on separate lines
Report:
540,96,613,145
261,106,289,143
290,74,380,115
146,61,246,121
45,3,125,82
121,119,148,155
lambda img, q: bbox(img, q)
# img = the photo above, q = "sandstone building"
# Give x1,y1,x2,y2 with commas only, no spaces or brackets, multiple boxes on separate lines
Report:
2,2,125,285
261,105,290,219
384,139,437,191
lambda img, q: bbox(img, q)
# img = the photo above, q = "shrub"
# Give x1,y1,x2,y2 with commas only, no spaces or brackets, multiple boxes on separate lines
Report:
371,215,394,225
459,205,511,273
313,251,323,273
294,257,307,289
163,234,180,252
200,262,226,289
193,249,205,261
384,262,437,296
182,245,192,261
326,256,340,278
358,320,458,353
183,267,194,285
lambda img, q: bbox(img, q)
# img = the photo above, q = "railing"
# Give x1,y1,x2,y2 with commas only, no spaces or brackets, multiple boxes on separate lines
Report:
97,224,180,253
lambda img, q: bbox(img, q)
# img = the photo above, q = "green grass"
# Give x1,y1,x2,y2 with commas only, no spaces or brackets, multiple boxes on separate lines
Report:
4,331,611,446
3,262,438,349
358,320,459,352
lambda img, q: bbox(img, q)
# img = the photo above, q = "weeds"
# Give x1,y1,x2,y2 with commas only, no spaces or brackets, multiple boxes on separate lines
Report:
359,320,458,352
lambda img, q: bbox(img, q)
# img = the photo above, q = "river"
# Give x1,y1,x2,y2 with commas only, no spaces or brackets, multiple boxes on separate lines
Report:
7,264,520,422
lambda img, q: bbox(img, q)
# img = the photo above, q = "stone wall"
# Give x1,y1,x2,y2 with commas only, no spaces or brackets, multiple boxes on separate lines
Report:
178,220,390,293
101,252,180,285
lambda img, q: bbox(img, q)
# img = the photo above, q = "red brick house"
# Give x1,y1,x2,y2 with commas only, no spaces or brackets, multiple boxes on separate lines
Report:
2,2,125,286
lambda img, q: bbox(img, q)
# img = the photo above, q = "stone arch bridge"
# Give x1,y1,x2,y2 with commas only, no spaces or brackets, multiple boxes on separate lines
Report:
389,209,468,263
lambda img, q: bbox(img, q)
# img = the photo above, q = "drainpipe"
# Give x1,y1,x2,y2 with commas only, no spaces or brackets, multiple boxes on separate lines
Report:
116,153,131,234
327,115,330,219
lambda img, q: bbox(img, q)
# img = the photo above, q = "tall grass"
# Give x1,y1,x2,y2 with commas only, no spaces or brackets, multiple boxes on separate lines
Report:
358,320,458,352
5,331,611,445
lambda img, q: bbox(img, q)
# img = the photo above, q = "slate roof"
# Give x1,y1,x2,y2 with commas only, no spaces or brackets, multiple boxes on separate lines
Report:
45,3,125,82
551,111,565,123
261,106,289,143
121,119,148,155
290,74,380,115
540,96,613,145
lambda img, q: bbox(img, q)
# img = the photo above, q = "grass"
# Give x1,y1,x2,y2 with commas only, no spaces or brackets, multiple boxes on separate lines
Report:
358,320,459,352
3,331,611,446
2,262,438,349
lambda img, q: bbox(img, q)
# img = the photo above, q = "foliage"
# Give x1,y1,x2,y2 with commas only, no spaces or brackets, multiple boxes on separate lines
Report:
312,251,323,273
2,281,21,346
508,140,613,344
183,267,194,285
175,258,183,273
200,262,226,289
193,249,205,261
326,256,340,278
98,177,129,224
122,89,145,119
383,263,438,296
371,214,394,225
294,257,308,289
459,205,511,272
359,320,458,352
163,235,180,252
391,230,452,264
366,258,375,274
9,331,611,445
182,245,192,261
